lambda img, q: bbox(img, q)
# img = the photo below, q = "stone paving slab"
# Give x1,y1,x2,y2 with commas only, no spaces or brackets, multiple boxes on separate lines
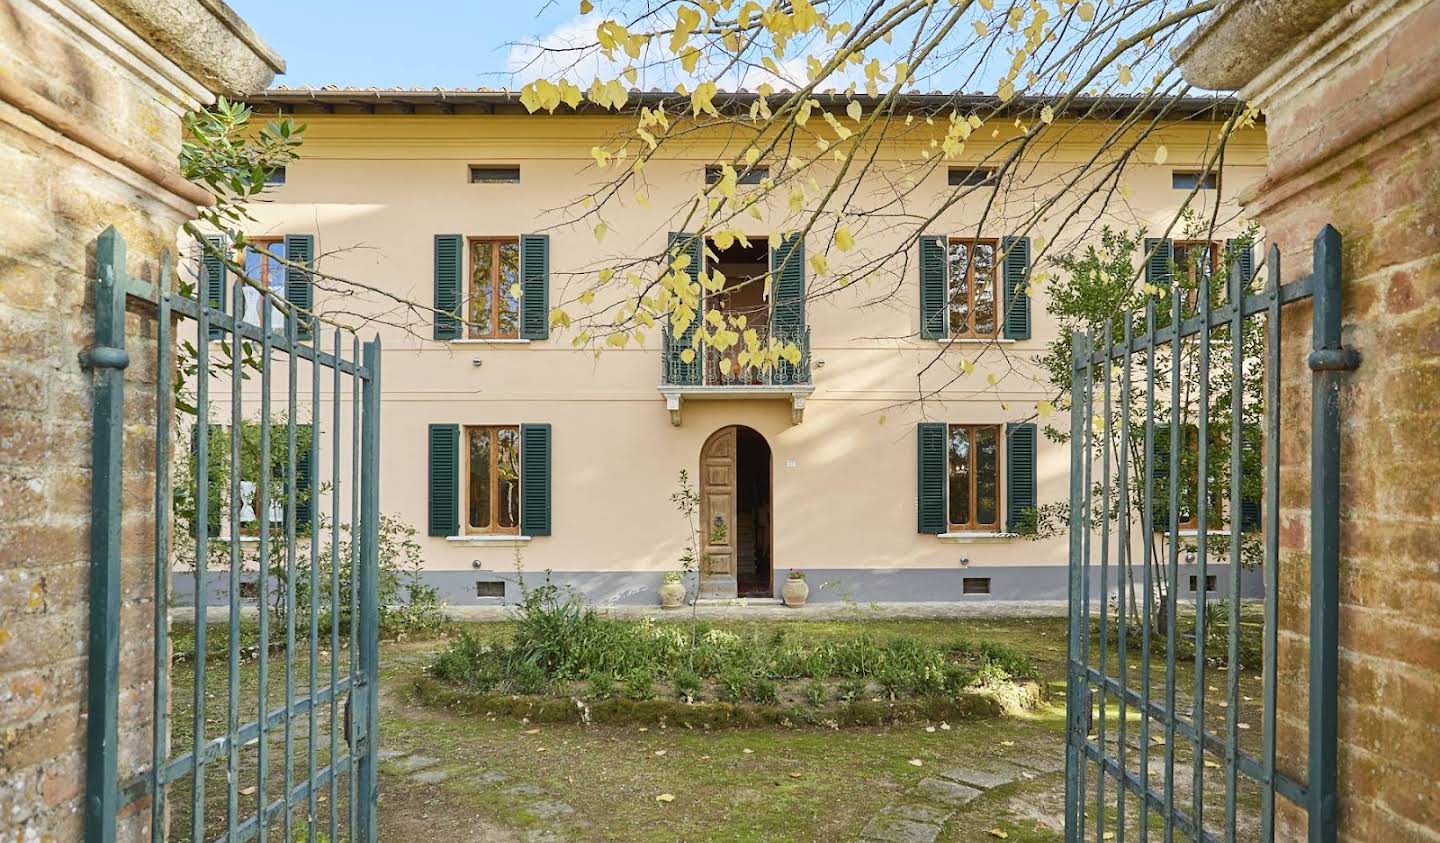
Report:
389,754,440,772
526,800,575,821
917,777,984,806
506,783,548,798
938,759,1030,790
411,768,453,785
858,812,944,843
886,804,953,824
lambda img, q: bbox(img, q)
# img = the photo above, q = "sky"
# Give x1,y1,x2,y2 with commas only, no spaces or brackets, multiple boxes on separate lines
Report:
227,1,586,88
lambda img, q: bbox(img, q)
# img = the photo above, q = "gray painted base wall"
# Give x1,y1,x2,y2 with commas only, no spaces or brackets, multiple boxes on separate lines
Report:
172,563,1265,607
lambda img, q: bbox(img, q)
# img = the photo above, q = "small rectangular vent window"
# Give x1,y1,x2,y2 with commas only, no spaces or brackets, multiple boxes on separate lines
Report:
948,167,997,187
264,166,286,186
470,166,521,184
1188,575,1218,592
962,577,992,595
1172,170,1218,190
476,580,505,598
706,165,768,185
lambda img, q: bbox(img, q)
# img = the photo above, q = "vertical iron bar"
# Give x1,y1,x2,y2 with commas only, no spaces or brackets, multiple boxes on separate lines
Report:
84,227,128,843
349,335,361,840
1097,322,1114,837
1064,333,1089,843
1193,268,1212,834
1224,251,1246,840
1080,332,1096,835
1261,244,1282,843
1141,298,1157,843
151,255,173,843
1116,316,1133,843
226,277,243,841
308,326,321,843
1307,226,1346,843
330,330,343,839
191,254,212,843
282,311,299,840
1164,285,1182,843
256,291,274,843
357,338,382,843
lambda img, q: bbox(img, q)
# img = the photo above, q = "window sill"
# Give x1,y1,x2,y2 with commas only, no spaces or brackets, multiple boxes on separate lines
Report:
449,338,532,345
446,534,533,547
937,531,1020,543
929,338,1017,345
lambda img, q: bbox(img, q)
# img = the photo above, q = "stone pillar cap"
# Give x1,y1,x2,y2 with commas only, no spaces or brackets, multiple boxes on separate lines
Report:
98,0,285,96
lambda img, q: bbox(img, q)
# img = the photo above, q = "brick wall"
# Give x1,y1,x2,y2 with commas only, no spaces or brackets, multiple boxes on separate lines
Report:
1182,1,1440,840
0,1,276,839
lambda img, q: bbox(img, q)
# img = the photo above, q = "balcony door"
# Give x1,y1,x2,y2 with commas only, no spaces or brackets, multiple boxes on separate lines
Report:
698,425,772,598
705,240,770,385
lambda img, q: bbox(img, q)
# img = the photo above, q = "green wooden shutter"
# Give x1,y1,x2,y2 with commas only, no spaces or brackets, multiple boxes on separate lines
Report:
295,423,314,531
520,423,552,536
200,236,227,340
1239,423,1262,532
771,233,806,385
428,424,460,536
284,234,315,340
1001,235,1031,340
1144,238,1174,287
433,235,463,340
918,235,947,339
771,233,806,331
1225,237,1255,296
917,422,947,534
519,234,550,340
1005,423,1037,532
665,232,702,385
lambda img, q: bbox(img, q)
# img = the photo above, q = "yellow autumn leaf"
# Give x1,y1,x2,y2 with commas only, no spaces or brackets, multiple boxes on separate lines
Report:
973,20,988,37
1077,2,1095,21
679,348,695,364
579,0,592,12
1154,144,1169,165
1040,105,1054,124
1118,65,1133,86
846,99,862,121
809,253,828,274
578,290,595,305
594,223,608,242
988,830,1009,840
509,283,522,300
835,227,854,251
1037,400,1054,419
680,48,701,73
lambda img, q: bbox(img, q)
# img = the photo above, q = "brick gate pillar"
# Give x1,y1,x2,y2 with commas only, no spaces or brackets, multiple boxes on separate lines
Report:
1178,2,1440,840
0,1,279,838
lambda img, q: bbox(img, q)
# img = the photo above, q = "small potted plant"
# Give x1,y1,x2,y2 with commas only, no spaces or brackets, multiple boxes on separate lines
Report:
658,571,687,609
782,569,809,608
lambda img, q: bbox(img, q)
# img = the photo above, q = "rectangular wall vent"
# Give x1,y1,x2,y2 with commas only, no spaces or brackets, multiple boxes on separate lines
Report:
948,167,997,187
962,577,992,595
1188,575,1218,592
475,580,505,598
470,165,521,184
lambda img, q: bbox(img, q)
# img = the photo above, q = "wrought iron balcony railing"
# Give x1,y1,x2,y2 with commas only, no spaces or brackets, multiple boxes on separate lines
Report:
660,325,812,387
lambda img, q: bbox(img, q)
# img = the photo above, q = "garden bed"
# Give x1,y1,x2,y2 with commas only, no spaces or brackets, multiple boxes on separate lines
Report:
417,585,1047,727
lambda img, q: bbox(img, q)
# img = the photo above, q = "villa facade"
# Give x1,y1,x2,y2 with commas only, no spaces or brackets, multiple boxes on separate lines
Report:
199,89,1267,605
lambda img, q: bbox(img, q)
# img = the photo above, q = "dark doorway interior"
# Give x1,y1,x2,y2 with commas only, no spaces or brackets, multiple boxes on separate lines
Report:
734,426,772,597
706,240,770,385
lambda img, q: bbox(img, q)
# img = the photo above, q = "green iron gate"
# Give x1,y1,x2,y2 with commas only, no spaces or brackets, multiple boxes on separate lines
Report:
82,228,382,842
1063,226,1353,842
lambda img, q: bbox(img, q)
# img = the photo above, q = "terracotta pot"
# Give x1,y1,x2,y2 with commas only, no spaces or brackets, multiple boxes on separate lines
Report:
658,579,686,609
782,577,809,608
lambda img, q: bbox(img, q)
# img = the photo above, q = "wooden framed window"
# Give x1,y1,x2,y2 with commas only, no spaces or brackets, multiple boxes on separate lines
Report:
947,424,1001,531
1173,241,1219,288
464,425,520,534
945,238,1000,338
238,237,286,327
468,238,521,339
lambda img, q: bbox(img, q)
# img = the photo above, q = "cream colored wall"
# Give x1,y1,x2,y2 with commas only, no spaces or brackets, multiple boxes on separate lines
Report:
230,112,1266,581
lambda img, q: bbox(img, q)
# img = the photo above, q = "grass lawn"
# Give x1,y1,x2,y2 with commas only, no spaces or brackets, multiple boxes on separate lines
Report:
166,610,1267,842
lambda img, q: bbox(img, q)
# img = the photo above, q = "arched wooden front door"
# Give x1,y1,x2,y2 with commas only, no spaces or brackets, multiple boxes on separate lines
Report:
698,426,739,598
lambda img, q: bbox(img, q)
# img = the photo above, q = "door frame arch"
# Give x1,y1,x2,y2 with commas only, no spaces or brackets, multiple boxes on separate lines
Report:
697,425,772,599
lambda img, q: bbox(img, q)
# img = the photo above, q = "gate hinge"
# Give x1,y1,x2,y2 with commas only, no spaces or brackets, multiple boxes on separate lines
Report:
346,681,370,745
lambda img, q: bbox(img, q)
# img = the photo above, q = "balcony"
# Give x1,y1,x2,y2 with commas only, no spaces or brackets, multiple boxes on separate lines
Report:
658,325,815,425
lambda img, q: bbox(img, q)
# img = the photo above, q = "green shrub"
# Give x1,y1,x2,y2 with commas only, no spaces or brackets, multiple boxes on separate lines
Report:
749,677,780,705
509,660,549,695
876,667,906,700
587,671,616,700
718,668,750,701
804,679,827,707
623,667,656,701
672,668,702,702
839,678,868,703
